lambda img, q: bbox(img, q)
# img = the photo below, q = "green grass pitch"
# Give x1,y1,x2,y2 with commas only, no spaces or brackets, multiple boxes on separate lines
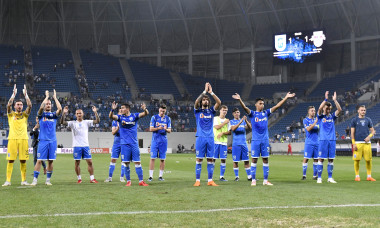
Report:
0,154,379,227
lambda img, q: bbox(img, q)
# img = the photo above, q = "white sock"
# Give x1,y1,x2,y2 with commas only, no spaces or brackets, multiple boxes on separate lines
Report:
46,178,50,181
367,174,371,178
208,179,213,182
356,175,360,178
90,175,94,181
33,177,38,182
149,170,154,178
77,175,81,180
159,170,164,177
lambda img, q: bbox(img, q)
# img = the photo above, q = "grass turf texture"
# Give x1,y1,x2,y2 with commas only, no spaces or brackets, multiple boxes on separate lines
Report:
0,154,379,227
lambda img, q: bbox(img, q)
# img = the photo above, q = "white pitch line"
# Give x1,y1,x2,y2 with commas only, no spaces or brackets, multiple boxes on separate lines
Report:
1,204,380,219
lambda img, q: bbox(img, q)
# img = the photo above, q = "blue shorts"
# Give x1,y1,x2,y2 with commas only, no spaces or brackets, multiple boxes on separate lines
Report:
251,140,270,158
151,141,168,160
111,143,121,159
121,144,140,162
318,140,336,159
37,140,57,161
304,144,318,159
73,147,92,160
213,144,227,159
195,137,214,159
232,144,249,162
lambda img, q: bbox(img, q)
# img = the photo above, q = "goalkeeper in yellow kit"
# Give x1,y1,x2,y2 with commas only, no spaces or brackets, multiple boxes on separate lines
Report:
2,84,32,186
351,105,376,182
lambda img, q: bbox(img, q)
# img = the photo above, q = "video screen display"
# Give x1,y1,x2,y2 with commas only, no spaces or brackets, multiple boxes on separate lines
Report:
273,30,326,64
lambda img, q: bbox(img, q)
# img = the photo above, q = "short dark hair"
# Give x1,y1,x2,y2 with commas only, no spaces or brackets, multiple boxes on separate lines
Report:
160,104,167,109
14,99,23,104
255,98,264,103
121,103,130,109
325,102,332,107
233,107,239,113
357,105,366,110
307,106,315,111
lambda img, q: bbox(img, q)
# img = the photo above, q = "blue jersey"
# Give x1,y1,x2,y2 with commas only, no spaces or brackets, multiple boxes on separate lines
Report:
317,112,337,141
303,117,319,145
117,113,139,145
350,116,373,142
112,120,120,145
248,109,271,141
194,106,216,137
150,114,171,143
38,111,58,141
229,119,247,146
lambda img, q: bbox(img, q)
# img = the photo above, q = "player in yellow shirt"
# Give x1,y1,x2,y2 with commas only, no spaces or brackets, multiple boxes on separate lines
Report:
2,84,32,186
351,105,376,181
213,105,230,181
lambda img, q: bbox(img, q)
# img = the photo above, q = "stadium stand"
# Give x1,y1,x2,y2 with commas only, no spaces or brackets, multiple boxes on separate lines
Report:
32,46,80,96
80,50,132,101
249,81,313,99
308,66,380,98
128,60,181,98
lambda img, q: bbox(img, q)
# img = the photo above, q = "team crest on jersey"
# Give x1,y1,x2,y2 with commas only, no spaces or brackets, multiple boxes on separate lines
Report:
262,113,265,116
129,117,133,121
50,114,53,117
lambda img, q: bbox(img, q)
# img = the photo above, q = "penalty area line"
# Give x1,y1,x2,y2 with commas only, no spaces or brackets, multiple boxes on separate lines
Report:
1,204,380,219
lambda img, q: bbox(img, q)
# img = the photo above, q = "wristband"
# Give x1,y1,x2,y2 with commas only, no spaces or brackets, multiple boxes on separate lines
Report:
324,99,328,102
369,133,373,138
210,92,215,96
202,91,206,95
352,139,356,145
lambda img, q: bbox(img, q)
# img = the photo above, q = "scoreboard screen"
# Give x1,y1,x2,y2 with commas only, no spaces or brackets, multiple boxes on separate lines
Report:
273,30,326,64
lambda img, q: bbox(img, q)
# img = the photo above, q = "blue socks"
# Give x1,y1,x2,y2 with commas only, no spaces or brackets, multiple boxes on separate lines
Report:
33,171,40,179
220,163,226,177
121,163,125,177
313,162,318,177
251,163,257,180
263,163,269,180
135,165,143,181
302,163,308,176
124,164,131,181
328,162,334,179
46,171,52,179
317,162,323,178
233,168,239,177
109,162,116,178
207,162,214,180
195,162,202,180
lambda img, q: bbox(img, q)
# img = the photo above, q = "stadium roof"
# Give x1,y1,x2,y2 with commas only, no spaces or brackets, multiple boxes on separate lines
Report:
4,0,380,54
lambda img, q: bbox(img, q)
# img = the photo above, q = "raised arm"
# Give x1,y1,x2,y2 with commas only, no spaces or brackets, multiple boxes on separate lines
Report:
53,89,62,116
232,93,251,114
244,116,252,130
92,106,100,124
332,92,342,116
270,92,296,113
208,83,221,111
109,102,119,120
7,84,17,114
138,102,149,118
194,83,209,109
318,91,329,115
60,106,69,126
38,90,49,116
22,85,32,115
